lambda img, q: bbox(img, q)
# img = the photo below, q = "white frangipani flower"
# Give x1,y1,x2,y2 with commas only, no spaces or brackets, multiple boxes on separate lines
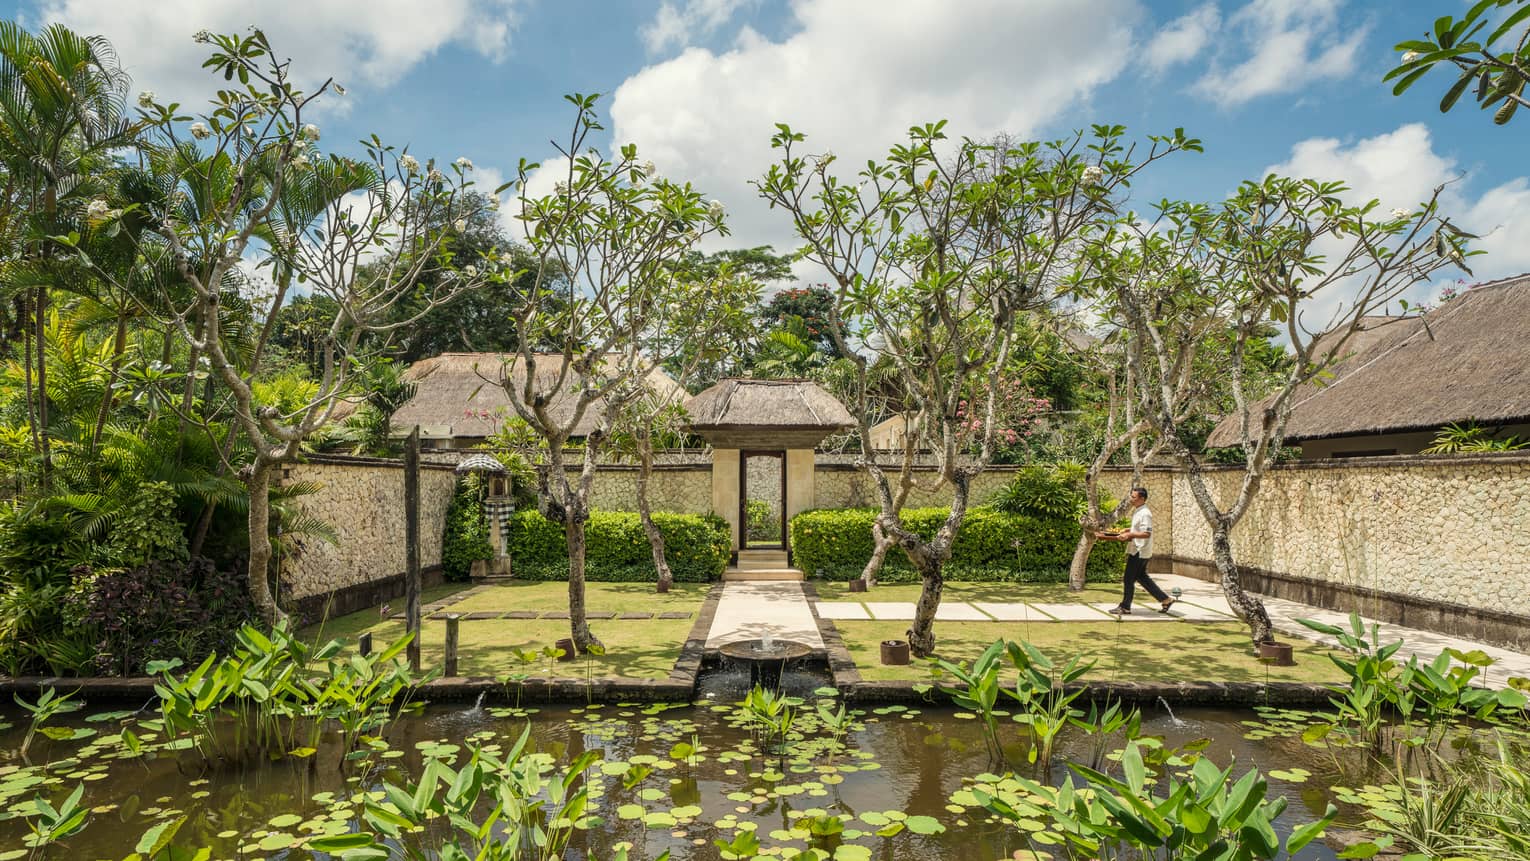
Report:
193,30,213,43
400,154,421,175
464,264,479,277
453,219,467,233
554,181,569,195
301,123,320,141
290,152,309,168
1401,50,1421,64
137,91,155,108
707,199,725,219
454,157,473,171
1080,165,1106,186
641,160,656,175
1391,207,1412,220
427,168,443,182
488,196,501,211
189,122,211,140
814,151,835,170
85,198,110,220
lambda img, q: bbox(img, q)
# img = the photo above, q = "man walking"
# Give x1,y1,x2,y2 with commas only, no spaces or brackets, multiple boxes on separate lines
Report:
1097,487,1175,615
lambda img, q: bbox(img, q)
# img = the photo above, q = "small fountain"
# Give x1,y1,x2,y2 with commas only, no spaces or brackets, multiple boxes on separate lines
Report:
1157,696,1187,728
716,636,814,690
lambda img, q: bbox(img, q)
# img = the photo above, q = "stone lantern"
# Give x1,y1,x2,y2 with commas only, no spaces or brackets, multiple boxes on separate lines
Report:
455,453,513,580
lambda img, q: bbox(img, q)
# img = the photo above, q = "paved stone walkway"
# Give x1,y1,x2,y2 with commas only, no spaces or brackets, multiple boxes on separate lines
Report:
706,582,823,649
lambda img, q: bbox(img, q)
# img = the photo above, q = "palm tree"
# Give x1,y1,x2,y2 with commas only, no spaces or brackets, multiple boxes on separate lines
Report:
0,22,136,487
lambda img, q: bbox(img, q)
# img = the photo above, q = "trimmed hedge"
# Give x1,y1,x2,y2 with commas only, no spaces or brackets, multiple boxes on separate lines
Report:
789,506,1125,583
507,510,730,582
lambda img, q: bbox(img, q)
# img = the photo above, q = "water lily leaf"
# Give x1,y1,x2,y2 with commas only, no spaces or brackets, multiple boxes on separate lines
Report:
903,815,943,835
618,804,646,821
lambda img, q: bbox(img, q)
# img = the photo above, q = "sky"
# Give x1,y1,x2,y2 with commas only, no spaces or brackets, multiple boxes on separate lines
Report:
6,0,1528,314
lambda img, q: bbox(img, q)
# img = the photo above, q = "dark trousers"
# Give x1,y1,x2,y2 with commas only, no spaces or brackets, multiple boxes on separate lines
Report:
1121,554,1168,610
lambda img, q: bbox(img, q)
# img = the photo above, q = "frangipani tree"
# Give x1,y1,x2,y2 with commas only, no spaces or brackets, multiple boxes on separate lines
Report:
499,94,726,651
1106,180,1472,644
70,30,495,623
758,120,1199,656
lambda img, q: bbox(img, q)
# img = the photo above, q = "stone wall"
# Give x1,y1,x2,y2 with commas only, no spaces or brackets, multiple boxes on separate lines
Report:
277,455,458,605
564,465,714,515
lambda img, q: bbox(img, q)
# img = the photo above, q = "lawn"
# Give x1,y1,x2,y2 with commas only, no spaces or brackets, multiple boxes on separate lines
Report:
814,581,1124,604
298,582,712,680
831,618,1348,683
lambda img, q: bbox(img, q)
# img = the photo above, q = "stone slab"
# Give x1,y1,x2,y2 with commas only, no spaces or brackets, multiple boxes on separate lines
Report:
973,602,1054,622
657,612,693,620
1182,596,1239,616
503,611,539,620
706,582,823,649
543,611,570,620
862,602,916,620
1088,602,1177,621
935,602,992,621
463,611,501,621
586,611,617,620
1028,603,1114,621
815,602,871,620
1162,602,1237,622
619,612,654,620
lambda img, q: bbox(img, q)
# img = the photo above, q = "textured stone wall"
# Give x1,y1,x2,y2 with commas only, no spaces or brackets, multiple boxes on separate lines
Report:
575,466,714,515
1169,454,1530,616
277,456,458,601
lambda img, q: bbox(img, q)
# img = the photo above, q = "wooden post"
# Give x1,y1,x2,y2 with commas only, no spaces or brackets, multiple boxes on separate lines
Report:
405,425,422,673
444,615,460,677
358,631,372,658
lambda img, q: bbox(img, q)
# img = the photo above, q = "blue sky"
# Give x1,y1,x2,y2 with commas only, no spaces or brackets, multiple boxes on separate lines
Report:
7,0,1528,305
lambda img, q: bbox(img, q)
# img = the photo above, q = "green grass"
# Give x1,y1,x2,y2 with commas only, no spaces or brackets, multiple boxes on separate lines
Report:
298,582,710,680
833,618,1348,683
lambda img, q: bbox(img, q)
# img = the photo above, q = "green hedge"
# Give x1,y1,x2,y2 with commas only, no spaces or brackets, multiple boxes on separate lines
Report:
507,510,730,583
441,481,494,582
788,506,1125,583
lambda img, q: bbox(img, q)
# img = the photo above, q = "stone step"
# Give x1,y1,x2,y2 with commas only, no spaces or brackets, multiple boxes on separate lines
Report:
723,568,804,582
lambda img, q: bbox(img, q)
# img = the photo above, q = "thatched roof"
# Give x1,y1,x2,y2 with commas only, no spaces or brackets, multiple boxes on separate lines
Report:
1206,274,1530,447
389,352,684,440
686,378,855,448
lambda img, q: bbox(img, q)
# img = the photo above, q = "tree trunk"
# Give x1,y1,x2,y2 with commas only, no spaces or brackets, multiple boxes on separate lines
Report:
245,461,283,625
907,558,944,658
635,431,673,592
34,286,51,486
859,521,891,588
1211,524,1274,644
1067,530,1098,592
564,510,603,652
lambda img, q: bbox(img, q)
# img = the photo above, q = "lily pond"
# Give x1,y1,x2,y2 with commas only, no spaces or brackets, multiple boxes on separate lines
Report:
0,622,1527,861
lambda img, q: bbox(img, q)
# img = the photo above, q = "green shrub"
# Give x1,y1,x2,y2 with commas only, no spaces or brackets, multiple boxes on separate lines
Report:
990,462,1089,520
441,481,493,582
789,506,1124,583
507,510,729,583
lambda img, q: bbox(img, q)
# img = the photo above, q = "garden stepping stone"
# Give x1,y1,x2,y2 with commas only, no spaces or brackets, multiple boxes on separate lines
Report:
1087,602,1176,621
1028,602,1115,621
586,611,617,619
503,611,539,619
1169,601,1237,621
1181,596,1239,616
935,602,992,621
619,612,654,620
815,602,870,620
463,611,501,621
543,611,571,620
657,611,692,620
862,602,916,620
973,602,1055,622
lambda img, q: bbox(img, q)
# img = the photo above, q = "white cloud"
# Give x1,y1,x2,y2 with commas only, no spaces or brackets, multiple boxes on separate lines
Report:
1262,122,1530,325
33,0,521,106
1145,3,1220,71
611,0,1142,260
642,0,752,54
1194,0,1366,106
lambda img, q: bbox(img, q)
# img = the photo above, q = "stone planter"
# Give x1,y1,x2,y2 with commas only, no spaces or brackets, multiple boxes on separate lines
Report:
848,579,868,593
1257,641,1295,666
554,638,577,661
880,639,910,665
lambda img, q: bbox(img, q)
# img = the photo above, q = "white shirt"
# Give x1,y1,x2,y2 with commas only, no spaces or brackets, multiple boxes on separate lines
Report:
1130,505,1153,559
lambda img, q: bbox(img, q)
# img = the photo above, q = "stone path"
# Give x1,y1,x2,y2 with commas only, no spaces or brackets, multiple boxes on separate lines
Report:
706,582,823,649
